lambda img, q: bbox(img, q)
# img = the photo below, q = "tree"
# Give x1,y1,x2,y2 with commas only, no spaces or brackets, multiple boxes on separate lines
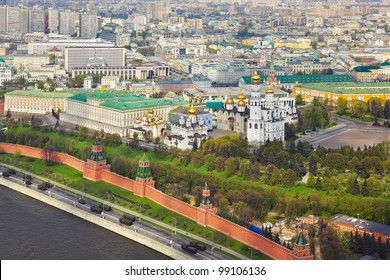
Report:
361,179,369,196
132,131,139,140
351,177,360,195
78,127,89,141
366,177,384,196
295,94,305,105
309,154,317,175
315,177,322,190
350,100,367,118
368,97,383,118
218,197,229,213
6,109,11,120
336,97,348,115
384,100,390,119
36,80,44,90
41,146,56,166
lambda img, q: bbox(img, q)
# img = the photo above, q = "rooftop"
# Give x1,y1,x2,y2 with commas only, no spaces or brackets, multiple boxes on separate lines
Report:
296,82,390,94
353,65,381,72
241,74,353,85
100,98,187,111
6,90,73,98
329,214,390,235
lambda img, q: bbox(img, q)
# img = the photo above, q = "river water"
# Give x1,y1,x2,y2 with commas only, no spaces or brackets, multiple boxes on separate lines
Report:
0,185,170,260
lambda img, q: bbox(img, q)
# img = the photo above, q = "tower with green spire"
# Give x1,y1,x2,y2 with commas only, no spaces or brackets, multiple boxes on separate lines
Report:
83,138,110,181
135,153,155,188
289,231,314,260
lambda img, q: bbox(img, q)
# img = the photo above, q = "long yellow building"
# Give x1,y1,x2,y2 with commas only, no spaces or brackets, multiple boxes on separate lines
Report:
292,82,390,105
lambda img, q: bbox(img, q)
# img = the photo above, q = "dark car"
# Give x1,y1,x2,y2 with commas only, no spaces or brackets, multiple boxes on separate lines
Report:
190,242,206,251
77,198,86,204
181,244,197,254
90,205,103,214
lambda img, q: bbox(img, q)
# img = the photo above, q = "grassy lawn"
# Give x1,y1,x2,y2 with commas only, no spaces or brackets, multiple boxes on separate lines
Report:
0,153,270,260
339,113,377,123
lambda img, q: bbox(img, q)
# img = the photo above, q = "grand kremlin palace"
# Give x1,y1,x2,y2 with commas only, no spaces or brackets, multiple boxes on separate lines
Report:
291,82,390,105
4,89,187,137
60,90,187,136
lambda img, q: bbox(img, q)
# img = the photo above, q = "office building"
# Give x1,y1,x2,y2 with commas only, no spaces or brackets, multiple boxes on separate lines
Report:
80,13,98,39
59,10,76,35
64,47,126,70
29,7,45,33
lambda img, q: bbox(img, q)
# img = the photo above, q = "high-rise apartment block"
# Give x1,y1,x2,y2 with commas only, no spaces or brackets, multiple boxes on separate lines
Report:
48,8,59,33
59,10,76,35
80,13,98,39
29,7,45,33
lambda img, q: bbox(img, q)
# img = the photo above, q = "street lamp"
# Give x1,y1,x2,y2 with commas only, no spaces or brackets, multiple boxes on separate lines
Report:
80,183,84,198
30,165,33,174
357,213,360,221
211,231,214,244
249,248,253,260
173,217,177,234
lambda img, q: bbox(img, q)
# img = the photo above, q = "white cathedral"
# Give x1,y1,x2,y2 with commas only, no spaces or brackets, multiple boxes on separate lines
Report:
247,71,287,144
215,71,290,145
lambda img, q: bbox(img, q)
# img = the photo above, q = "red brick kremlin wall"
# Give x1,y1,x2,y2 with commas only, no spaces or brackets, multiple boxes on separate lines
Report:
0,143,300,260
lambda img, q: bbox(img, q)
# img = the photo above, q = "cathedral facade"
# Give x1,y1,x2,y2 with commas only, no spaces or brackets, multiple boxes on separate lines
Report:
247,71,286,144
215,71,289,145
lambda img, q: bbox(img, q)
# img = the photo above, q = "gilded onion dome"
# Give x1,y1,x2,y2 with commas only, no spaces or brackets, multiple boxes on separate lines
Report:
237,100,246,107
251,71,261,84
148,108,154,114
226,97,234,105
237,90,246,100
188,104,197,115
265,87,274,94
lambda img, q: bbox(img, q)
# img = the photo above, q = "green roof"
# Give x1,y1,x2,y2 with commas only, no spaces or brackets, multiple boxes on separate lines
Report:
90,91,115,99
139,153,150,163
6,90,73,98
381,62,390,67
117,95,146,102
297,82,390,94
69,93,88,102
0,58,5,63
136,154,152,180
353,65,381,72
242,74,353,84
206,100,223,110
101,99,187,111
295,232,308,246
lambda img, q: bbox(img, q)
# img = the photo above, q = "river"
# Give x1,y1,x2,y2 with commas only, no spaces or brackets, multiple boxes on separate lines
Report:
0,185,171,260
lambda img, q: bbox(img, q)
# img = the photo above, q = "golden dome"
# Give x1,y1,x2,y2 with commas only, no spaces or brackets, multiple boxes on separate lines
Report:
148,108,154,114
226,97,234,105
99,86,106,92
237,90,246,100
265,87,274,94
188,104,197,115
251,71,261,84
237,100,246,107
